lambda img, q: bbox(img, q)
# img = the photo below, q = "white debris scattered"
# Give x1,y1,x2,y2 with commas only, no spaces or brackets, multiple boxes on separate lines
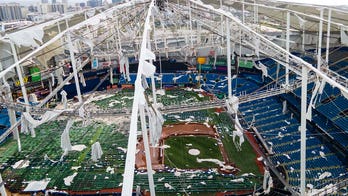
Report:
173,75,184,83
307,183,337,196
179,118,193,123
64,173,78,186
278,132,284,138
196,158,233,170
283,154,291,160
106,166,115,174
231,178,244,183
24,180,50,192
166,95,178,98
71,145,87,152
158,145,171,149
174,171,181,176
158,177,165,182
241,173,255,177
164,183,174,190
316,172,332,181
187,185,192,189
193,88,204,92
12,160,30,169
290,167,294,172
186,143,193,146
207,175,213,179
156,89,165,95
121,96,134,100
71,166,81,170
117,147,127,153
311,150,316,154
203,122,210,128
198,94,204,98
118,183,123,187
257,156,263,161
319,151,327,160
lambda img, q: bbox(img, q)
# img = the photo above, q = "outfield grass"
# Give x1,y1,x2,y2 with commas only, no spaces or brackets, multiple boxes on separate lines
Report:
210,112,262,176
164,136,223,169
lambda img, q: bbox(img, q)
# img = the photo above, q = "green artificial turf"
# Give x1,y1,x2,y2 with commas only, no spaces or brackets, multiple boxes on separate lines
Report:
209,112,262,176
164,136,223,169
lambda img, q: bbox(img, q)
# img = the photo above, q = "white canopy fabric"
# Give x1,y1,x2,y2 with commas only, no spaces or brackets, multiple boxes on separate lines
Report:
61,120,74,152
91,142,103,162
60,90,68,109
145,104,164,146
119,54,130,81
21,110,63,137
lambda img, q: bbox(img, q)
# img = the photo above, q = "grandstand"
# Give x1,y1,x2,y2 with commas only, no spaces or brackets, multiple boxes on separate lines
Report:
0,0,348,195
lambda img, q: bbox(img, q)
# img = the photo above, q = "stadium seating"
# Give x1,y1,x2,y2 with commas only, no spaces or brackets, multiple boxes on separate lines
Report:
239,96,347,190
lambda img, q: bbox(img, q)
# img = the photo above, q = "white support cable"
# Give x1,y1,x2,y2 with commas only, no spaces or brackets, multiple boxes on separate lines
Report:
325,9,332,64
220,0,224,44
317,8,324,69
285,11,290,87
122,0,156,195
224,0,348,31
300,65,308,196
226,18,232,99
66,32,83,104
302,23,305,52
188,0,193,49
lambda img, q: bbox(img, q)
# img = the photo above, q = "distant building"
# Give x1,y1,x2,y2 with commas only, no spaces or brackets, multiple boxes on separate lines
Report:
28,5,38,13
51,3,66,14
62,0,68,4
52,0,57,4
112,0,122,3
80,3,86,8
41,0,49,3
0,3,24,21
39,3,50,14
87,0,102,8
39,2,67,14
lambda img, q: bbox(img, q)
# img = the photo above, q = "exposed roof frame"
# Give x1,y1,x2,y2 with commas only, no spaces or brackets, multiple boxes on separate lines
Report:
0,0,150,80
223,0,348,30
189,0,348,95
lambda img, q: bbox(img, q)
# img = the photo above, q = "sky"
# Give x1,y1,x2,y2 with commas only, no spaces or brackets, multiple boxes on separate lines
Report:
1,0,348,6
